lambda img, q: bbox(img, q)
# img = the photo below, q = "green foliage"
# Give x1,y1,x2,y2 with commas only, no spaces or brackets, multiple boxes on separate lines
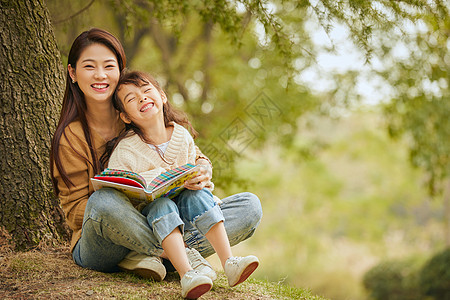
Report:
46,0,450,192
419,248,450,299
305,0,447,61
363,249,450,300
222,111,444,300
374,3,450,195
362,258,423,300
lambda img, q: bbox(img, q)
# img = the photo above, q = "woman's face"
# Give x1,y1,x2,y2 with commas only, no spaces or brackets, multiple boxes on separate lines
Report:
69,43,120,105
117,82,166,127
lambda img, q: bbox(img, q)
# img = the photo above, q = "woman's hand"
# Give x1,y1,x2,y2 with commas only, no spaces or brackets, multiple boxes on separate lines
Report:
184,164,212,190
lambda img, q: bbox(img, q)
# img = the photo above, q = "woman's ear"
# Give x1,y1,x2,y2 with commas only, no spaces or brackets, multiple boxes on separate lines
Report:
119,112,132,124
68,64,76,83
161,91,167,103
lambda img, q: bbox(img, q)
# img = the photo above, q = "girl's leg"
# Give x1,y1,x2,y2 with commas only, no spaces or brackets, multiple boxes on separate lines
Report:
142,197,190,277
183,192,262,258
204,222,232,267
144,197,213,298
176,189,225,238
72,188,163,272
161,228,191,277
177,189,260,287
176,189,230,264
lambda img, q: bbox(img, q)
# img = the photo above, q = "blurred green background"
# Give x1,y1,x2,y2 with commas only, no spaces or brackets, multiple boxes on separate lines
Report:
45,1,449,299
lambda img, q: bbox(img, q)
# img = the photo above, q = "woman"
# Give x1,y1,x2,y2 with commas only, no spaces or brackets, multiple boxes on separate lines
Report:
50,28,263,282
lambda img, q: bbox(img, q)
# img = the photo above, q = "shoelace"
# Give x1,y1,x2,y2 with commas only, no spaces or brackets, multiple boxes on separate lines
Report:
188,250,209,268
187,269,201,275
226,256,240,265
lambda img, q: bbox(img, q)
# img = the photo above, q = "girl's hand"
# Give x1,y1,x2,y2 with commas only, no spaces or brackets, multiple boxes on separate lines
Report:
184,164,212,190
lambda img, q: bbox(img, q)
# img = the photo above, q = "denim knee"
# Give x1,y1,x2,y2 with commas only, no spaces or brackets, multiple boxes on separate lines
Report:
142,197,179,221
85,188,133,222
242,192,263,228
176,189,224,235
176,189,215,221
142,197,184,243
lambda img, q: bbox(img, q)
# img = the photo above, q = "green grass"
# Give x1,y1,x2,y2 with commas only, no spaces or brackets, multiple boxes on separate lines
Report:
0,247,327,299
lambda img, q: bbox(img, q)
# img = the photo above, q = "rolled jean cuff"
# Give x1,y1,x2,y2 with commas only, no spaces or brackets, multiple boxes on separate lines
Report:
152,211,184,244
194,204,225,236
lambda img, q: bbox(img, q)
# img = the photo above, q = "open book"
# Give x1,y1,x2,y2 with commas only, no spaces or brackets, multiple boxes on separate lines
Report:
91,163,200,202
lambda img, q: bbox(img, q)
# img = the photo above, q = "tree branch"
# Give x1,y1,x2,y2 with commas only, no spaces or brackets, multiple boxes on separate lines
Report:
53,0,95,24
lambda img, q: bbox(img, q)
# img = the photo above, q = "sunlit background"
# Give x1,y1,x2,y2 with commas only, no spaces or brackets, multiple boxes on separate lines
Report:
46,1,449,299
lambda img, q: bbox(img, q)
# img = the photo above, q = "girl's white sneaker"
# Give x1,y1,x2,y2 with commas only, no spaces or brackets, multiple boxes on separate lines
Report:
181,269,213,299
186,247,217,281
224,255,259,287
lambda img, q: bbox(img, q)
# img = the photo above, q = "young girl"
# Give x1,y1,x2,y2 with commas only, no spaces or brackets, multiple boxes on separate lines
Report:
107,70,260,298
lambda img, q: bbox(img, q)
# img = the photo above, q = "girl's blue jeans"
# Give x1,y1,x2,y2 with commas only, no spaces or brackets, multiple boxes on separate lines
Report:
72,188,262,272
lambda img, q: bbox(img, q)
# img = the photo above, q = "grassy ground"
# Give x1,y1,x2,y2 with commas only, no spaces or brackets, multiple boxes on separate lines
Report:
0,238,326,300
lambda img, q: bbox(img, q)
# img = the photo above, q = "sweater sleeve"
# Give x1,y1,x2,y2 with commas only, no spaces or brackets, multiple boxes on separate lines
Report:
194,145,212,168
54,129,90,233
185,131,215,191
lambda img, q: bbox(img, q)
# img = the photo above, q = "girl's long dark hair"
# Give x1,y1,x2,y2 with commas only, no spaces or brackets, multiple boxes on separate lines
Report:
50,28,126,194
100,70,197,166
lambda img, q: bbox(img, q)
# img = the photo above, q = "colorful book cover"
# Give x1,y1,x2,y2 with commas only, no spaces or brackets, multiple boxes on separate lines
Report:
90,163,200,202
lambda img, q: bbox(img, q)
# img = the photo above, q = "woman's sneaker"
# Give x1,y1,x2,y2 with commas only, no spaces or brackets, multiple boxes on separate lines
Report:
224,255,259,287
117,251,166,281
181,269,213,299
186,247,217,281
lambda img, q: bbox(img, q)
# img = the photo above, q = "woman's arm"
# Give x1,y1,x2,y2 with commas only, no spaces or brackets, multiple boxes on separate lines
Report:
54,138,91,232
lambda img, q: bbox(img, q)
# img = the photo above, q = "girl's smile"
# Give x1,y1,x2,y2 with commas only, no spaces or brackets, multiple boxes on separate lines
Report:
140,101,155,112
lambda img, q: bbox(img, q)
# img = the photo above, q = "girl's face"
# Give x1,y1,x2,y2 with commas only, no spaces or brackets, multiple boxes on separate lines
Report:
117,81,166,127
68,43,120,105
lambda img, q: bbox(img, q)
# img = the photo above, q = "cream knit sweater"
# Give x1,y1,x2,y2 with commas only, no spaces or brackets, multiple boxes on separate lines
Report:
108,122,214,190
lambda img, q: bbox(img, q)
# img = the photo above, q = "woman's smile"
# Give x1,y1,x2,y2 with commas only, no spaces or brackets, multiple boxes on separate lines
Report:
91,83,109,92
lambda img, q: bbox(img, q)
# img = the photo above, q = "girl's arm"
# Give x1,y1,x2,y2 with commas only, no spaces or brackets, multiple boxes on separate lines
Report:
195,145,212,170
185,144,214,190
195,158,212,178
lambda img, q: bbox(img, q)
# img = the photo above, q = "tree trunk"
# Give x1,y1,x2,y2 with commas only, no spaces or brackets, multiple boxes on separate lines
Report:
0,0,70,250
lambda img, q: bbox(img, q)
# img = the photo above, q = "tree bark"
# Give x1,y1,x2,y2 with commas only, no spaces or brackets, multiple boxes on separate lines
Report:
0,0,70,250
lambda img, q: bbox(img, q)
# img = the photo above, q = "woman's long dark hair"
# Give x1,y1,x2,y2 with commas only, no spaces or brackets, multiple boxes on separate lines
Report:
100,70,197,166
50,28,126,194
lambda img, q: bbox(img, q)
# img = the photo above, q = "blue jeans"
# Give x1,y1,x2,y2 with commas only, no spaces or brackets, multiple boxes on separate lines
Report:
141,189,224,244
72,188,262,272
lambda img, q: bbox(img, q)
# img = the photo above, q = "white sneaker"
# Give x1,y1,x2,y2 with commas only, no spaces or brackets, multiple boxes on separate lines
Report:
181,269,213,299
224,255,259,287
117,251,166,281
186,247,217,281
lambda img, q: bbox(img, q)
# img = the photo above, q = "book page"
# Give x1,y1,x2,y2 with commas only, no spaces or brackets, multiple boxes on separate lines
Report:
151,166,200,200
